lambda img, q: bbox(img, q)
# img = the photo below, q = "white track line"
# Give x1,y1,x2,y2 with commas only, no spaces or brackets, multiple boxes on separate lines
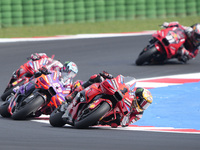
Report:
0,31,155,43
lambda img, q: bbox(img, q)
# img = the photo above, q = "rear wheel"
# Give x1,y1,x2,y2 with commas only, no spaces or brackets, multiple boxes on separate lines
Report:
135,45,158,65
74,102,110,129
11,94,44,120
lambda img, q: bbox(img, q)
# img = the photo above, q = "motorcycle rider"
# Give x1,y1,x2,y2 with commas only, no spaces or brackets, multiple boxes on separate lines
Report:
65,71,153,128
13,53,62,78
100,85,152,128
5,53,62,91
162,22,200,63
15,61,78,95
58,61,78,88
120,87,153,128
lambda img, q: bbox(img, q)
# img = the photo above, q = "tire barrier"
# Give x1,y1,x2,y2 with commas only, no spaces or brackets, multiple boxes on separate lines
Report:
0,0,199,27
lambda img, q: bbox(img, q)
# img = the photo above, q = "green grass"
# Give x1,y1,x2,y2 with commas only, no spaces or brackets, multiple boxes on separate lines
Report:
0,16,199,38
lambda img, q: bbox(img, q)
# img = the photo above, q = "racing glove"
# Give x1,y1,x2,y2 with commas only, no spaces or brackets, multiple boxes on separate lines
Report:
34,71,42,78
39,66,51,75
34,67,50,77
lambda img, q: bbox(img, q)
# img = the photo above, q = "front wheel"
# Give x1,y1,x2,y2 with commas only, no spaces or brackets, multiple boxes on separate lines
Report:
0,101,11,117
135,45,158,65
11,94,45,120
49,108,66,127
1,87,15,101
1,80,26,101
74,102,111,129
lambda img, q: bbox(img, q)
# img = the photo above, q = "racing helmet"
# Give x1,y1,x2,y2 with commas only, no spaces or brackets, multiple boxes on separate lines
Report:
60,61,78,84
72,80,83,91
30,53,47,61
133,87,153,110
191,23,200,46
30,53,41,60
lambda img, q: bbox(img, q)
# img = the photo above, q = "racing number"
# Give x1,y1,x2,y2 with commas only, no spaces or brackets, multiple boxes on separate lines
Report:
166,32,177,44
166,35,175,43
53,83,62,93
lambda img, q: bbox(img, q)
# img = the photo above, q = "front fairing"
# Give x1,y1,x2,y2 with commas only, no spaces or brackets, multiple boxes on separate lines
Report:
101,76,135,122
152,27,186,58
84,83,102,102
64,84,103,124
23,60,37,75
7,89,22,115
36,72,69,107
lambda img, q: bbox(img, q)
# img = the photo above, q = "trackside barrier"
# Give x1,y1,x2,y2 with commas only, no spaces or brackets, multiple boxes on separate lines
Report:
0,0,199,27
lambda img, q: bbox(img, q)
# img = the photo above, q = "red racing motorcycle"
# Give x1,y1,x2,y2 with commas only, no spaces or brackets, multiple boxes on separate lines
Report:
1,55,55,101
49,75,136,129
135,26,187,65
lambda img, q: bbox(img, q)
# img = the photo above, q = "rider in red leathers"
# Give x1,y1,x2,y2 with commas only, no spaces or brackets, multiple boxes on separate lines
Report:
120,87,153,128
102,86,152,128
5,53,62,91
65,71,153,128
162,22,200,63
12,53,62,79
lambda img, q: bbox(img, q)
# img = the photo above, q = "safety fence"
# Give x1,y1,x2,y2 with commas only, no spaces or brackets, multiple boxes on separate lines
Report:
0,0,199,27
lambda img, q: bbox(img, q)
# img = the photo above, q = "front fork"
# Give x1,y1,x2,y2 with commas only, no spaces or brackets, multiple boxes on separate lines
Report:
146,39,167,63
7,82,36,115
7,90,20,115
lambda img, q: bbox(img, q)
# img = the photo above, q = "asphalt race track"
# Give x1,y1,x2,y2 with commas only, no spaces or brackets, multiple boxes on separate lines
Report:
0,35,200,150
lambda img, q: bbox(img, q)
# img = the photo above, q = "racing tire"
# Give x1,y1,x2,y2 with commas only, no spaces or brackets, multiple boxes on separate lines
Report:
135,46,158,65
1,86,15,101
11,95,45,120
49,109,66,127
1,80,25,101
0,101,11,117
74,102,111,129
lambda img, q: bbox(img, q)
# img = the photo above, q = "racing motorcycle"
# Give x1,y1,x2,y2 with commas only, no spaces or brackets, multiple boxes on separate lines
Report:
0,69,69,120
49,75,136,129
1,55,55,101
135,25,187,65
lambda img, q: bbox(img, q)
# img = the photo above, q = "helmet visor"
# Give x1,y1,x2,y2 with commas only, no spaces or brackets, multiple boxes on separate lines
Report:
138,88,153,110
192,25,200,46
61,70,76,82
